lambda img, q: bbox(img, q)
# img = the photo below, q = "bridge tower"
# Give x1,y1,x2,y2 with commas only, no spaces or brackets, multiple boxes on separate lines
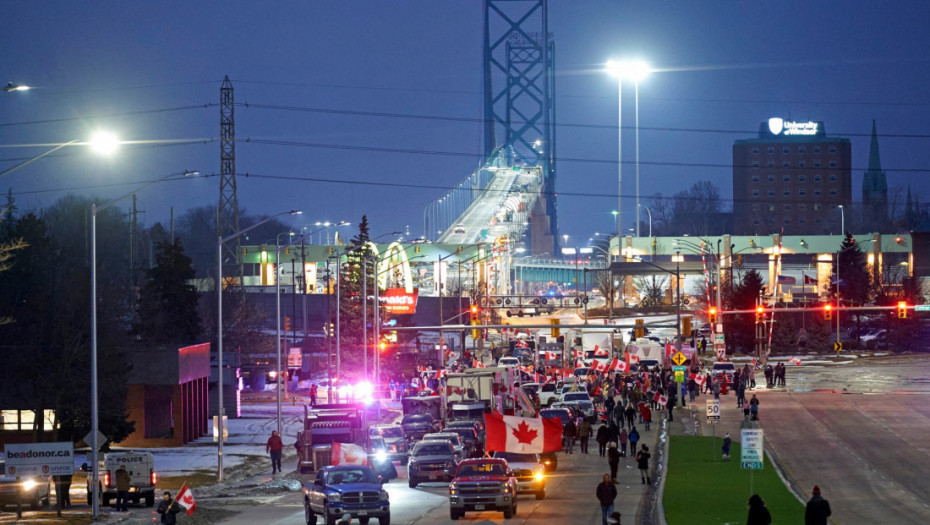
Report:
483,0,557,256
218,76,243,286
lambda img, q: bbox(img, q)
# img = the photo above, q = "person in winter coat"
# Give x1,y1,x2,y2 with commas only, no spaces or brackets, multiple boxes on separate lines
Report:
607,443,621,483
563,419,578,454
635,445,651,484
606,421,620,447
746,494,772,525
805,485,832,525
605,396,616,418
266,430,284,474
618,428,629,457
641,403,653,431
624,404,637,429
578,419,593,454
157,492,182,525
596,423,609,456
115,465,131,512
596,473,618,525
613,403,625,428
722,432,732,461
628,426,640,456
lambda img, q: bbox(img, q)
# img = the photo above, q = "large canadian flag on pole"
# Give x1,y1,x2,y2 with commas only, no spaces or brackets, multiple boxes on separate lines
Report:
331,442,368,466
484,413,563,453
175,483,197,516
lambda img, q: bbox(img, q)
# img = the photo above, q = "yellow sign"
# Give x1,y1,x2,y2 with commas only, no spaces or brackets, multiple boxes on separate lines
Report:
671,351,687,366
833,341,843,352
550,318,561,338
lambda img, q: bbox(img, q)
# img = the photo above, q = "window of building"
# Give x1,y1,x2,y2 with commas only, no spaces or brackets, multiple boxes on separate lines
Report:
799,203,807,211
798,146,806,154
752,161,760,168
799,217,806,224
784,217,791,224
799,175,806,182
814,146,821,154
751,204,760,211
814,175,822,183
768,190,775,197
783,161,790,168
783,175,791,183
767,146,775,154
813,203,822,210
814,161,821,168
829,161,837,168
752,190,760,197
830,189,837,196
783,189,791,196
814,189,822,196
767,161,775,168
783,203,791,211
782,147,790,154
753,218,761,225
752,175,760,183
830,145,837,153
799,161,806,168
752,147,760,154
829,174,837,182
768,175,775,182
768,205,775,212
799,188,807,196
815,217,822,224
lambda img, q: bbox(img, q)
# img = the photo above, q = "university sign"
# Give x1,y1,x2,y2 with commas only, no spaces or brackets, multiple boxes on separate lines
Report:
379,288,419,315
768,117,820,136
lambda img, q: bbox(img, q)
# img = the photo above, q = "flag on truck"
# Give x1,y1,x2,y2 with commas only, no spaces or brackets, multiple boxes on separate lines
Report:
594,345,609,357
331,442,368,466
472,360,487,368
175,483,197,516
625,352,640,364
484,413,563,453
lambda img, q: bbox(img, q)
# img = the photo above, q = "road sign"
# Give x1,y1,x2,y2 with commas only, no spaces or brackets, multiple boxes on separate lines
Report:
915,305,930,312
833,341,843,352
4,442,75,476
740,428,764,470
671,351,687,366
82,430,108,451
706,399,720,424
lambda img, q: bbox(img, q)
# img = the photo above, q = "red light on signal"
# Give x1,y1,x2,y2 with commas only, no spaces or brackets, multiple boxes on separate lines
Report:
470,305,478,314
756,306,764,313
379,341,387,352
824,304,831,311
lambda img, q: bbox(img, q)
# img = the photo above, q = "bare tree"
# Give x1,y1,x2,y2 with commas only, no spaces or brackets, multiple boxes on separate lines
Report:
592,270,617,313
634,274,668,306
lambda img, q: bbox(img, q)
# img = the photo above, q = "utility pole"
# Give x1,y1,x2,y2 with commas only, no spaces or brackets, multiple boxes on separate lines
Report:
218,75,242,287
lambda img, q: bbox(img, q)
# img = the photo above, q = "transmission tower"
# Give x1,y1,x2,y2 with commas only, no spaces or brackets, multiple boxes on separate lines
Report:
483,0,557,256
218,76,242,286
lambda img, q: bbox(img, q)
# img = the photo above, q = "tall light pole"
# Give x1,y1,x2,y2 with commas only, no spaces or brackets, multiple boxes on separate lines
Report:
273,231,294,436
837,205,845,235
639,204,653,238
217,209,301,482
91,168,198,517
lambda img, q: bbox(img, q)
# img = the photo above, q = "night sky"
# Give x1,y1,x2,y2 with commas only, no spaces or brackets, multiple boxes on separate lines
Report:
2,1,929,243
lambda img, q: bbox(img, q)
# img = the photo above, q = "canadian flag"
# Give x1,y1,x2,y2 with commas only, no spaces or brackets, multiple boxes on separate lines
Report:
435,369,448,379
543,351,558,360
591,360,609,373
515,339,529,349
573,349,584,358
472,360,487,368
665,344,675,359
175,483,197,516
608,358,630,373
658,395,668,407
626,352,640,364
484,413,563,453
788,356,802,366
331,442,368,466
575,359,585,368
594,345,609,357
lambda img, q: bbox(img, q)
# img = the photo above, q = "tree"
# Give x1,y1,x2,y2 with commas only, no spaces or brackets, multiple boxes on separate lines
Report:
769,314,797,354
592,270,618,313
135,239,203,344
724,270,765,354
634,274,667,306
338,216,376,369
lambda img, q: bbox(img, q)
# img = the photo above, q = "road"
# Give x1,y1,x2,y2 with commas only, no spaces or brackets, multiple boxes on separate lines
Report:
199,447,650,525
439,169,519,245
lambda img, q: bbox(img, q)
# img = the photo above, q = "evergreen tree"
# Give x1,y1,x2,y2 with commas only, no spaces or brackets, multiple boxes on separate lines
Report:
338,216,375,365
723,270,765,354
135,239,202,344
770,314,797,354
804,311,834,352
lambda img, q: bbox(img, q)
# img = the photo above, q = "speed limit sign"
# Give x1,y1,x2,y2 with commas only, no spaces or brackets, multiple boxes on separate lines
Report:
706,399,720,424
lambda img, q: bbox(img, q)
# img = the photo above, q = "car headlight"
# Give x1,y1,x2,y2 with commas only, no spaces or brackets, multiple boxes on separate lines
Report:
534,471,544,481
22,479,37,491
380,490,389,500
328,493,342,503
499,482,509,493
375,451,387,462
448,483,458,495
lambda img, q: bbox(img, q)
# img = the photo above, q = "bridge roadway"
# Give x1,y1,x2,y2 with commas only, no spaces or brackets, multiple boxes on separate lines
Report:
439,168,520,245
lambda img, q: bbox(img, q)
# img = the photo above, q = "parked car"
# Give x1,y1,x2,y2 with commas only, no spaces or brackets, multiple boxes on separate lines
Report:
368,424,409,464
400,414,439,442
448,458,518,520
303,465,390,525
87,451,157,507
491,452,546,500
422,432,467,459
0,461,50,511
711,362,736,386
407,440,460,488
443,427,482,457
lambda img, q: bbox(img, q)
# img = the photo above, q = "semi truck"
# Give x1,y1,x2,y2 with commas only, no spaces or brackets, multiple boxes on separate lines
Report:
295,403,367,473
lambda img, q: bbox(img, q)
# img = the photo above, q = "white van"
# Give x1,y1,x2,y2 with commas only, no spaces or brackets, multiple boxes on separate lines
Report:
88,452,157,507
498,357,520,368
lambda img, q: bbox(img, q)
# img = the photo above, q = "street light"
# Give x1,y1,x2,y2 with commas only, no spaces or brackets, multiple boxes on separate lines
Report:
639,204,653,238
90,169,197,518
3,82,30,92
606,59,651,238
217,209,302,482
837,205,845,235
1,133,122,179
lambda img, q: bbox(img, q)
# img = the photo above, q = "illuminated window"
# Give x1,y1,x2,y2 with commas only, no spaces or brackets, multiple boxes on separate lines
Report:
814,203,822,210
768,204,776,212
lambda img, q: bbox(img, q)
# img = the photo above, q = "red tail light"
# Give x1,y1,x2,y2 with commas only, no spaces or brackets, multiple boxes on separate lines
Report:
104,472,112,487
151,470,157,485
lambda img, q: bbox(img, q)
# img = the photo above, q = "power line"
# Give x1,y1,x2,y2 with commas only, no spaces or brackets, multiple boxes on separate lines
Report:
0,139,214,164
0,104,215,129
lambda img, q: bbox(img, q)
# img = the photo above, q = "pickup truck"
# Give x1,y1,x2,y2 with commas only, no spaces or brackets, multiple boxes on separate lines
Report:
521,382,559,407
88,451,157,507
492,452,546,500
448,458,518,520
0,460,50,511
368,424,408,465
407,440,460,488
303,465,390,525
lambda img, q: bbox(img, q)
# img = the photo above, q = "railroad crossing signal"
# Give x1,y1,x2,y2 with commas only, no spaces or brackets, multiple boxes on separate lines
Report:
755,306,764,323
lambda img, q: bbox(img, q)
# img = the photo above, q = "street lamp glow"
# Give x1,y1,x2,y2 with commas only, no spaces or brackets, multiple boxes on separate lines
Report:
605,60,651,81
3,82,30,92
89,131,120,155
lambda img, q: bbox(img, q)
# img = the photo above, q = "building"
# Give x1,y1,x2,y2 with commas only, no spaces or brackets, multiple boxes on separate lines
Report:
862,120,889,227
733,119,852,234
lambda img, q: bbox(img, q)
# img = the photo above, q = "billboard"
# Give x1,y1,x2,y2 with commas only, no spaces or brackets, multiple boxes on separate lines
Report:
379,288,419,315
3,442,74,476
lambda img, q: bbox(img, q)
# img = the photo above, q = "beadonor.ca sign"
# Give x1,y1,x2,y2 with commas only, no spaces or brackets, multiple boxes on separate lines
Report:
4,442,74,476
379,288,418,314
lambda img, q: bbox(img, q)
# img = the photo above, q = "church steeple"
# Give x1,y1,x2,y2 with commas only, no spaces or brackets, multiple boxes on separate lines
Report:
862,119,888,225
868,119,883,173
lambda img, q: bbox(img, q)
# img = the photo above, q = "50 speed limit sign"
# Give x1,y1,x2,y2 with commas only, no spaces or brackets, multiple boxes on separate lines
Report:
706,399,720,424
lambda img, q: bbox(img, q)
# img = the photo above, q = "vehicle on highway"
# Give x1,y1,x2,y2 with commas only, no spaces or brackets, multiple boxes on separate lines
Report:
497,356,520,368
367,424,408,465
453,224,466,234
445,419,485,450
407,439,460,488
520,382,559,407
550,401,584,421
559,392,595,421
860,329,886,343
442,426,482,457
712,362,736,386
304,465,390,525
88,451,157,507
539,407,573,427
448,458,518,520
422,432,467,458
573,367,592,378
539,451,559,472
491,452,546,500
0,461,50,511
368,436,398,482
400,414,439,442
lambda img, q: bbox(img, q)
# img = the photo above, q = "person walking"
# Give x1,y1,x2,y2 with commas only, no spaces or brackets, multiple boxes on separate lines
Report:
53,474,72,508
596,473,618,525
607,443,621,484
635,445,651,485
618,427,628,457
805,485,832,525
605,395,616,420
624,403,636,430
266,430,284,474
746,494,772,524
578,419,593,454
309,383,318,406
628,426,640,456
563,419,577,454
641,403,652,431
157,491,182,525
749,393,760,421
596,423,609,457
722,432,732,461
115,465,130,512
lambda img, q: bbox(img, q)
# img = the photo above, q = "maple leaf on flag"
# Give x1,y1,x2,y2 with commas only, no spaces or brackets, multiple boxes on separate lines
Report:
511,420,538,444
343,448,362,464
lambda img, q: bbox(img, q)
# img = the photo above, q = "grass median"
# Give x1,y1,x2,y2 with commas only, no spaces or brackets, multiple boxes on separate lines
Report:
663,435,804,524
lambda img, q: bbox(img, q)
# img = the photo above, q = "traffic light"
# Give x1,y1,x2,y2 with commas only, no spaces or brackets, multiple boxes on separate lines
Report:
755,306,764,323
550,318,561,339
284,316,291,332
681,315,692,336
708,307,717,324
470,304,479,322
737,254,744,266
379,341,388,353
898,301,907,319
634,318,645,339
823,304,832,320
415,245,420,254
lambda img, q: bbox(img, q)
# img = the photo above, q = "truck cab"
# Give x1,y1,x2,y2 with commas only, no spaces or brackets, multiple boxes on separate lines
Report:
448,458,518,520
89,452,157,508
304,465,390,525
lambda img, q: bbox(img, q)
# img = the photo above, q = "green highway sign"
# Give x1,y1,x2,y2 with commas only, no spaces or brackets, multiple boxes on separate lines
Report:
915,305,930,312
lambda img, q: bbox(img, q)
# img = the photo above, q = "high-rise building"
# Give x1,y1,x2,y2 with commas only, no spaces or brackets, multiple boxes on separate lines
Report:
861,120,888,227
733,119,851,234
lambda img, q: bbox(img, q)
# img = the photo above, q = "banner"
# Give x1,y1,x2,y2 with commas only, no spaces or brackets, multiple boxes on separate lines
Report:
379,288,418,315
3,442,74,476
